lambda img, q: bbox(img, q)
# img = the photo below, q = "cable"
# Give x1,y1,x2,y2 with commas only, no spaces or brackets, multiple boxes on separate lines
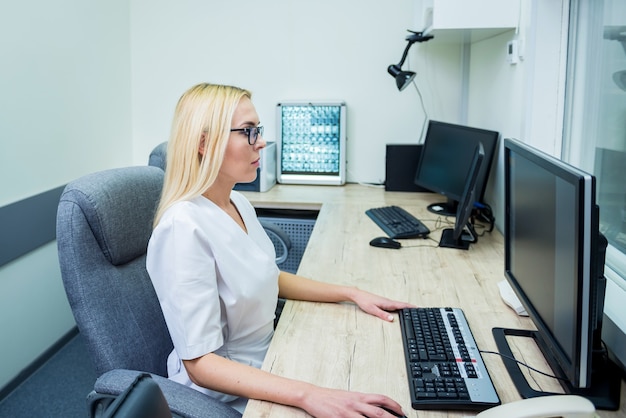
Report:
433,216,452,230
479,350,568,382
356,181,385,188
411,80,429,144
405,53,429,144
399,218,446,248
401,236,440,248
473,222,490,237
472,202,495,234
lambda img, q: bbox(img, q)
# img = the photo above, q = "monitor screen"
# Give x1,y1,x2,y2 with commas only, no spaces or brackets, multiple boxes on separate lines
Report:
414,120,499,216
495,138,620,409
439,143,484,250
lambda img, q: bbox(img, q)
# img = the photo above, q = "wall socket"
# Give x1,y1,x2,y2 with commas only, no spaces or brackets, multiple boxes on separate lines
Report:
507,40,519,65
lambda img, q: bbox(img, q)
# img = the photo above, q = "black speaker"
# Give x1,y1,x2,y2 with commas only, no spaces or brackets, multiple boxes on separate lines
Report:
385,144,431,192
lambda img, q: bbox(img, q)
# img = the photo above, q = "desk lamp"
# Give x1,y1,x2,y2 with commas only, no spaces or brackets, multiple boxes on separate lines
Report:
387,30,433,91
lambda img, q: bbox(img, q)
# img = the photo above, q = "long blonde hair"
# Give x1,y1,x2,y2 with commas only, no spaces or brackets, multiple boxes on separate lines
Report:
153,83,251,227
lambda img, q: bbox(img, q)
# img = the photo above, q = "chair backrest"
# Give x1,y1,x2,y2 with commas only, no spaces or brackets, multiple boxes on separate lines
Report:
148,142,168,171
57,166,173,377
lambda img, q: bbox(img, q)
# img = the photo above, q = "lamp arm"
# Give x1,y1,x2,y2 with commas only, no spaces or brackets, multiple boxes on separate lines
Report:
395,31,434,67
396,40,415,68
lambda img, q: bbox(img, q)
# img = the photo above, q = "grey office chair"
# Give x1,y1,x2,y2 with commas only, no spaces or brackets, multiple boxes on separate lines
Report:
147,141,292,263
148,141,167,171
56,166,241,418
102,373,171,418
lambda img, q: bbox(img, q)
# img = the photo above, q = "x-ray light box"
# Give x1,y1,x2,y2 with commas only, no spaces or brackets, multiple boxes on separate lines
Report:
276,102,346,185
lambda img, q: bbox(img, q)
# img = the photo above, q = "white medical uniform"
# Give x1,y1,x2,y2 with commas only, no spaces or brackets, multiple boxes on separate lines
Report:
146,191,279,413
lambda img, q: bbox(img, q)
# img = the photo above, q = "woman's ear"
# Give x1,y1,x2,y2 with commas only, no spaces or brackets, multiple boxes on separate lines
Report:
198,133,206,156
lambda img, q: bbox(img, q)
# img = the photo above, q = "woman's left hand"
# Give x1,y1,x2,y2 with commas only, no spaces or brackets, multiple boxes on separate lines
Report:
350,289,415,322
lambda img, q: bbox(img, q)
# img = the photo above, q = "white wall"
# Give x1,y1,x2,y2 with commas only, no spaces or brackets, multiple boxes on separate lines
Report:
0,1,133,206
467,30,526,225
129,0,463,184
466,0,568,230
128,0,566,216
0,1,131,390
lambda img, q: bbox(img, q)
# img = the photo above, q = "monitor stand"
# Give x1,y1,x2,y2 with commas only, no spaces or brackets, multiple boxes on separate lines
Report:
439,223,477,250
492,327,621,410
439,229,470,250
427,198,457,217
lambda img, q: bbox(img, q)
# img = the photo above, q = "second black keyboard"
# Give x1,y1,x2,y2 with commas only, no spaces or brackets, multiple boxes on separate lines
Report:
365,205,430,239
399,307,501,411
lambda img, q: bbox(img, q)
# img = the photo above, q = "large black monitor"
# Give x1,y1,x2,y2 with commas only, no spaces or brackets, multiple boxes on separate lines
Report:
493,138,621,409
414,120,499,216
439,143,484,250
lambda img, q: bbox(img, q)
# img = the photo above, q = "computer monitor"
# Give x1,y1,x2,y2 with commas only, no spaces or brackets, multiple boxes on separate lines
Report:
493,138,621,410
439,143,484,250
414,120,499,216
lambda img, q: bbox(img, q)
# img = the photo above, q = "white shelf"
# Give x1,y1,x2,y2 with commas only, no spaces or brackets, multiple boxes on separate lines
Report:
420,0,519,44
423,27,515,44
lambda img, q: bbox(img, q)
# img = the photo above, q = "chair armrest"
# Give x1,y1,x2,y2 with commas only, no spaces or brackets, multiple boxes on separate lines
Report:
91,369,241,418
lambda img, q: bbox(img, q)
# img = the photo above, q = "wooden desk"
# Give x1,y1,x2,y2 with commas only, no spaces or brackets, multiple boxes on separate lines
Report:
242,184,626,417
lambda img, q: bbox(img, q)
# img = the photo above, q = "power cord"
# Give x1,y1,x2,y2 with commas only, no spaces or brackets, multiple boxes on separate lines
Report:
400,236,440,248
479,350,568,382
398,217,448,248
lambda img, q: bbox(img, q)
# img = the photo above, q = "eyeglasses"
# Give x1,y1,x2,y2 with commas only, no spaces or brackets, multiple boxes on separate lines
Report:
230,126,264,145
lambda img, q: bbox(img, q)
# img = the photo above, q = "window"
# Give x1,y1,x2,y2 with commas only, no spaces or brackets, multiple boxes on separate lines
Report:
562,0,626,369
563,0,626,286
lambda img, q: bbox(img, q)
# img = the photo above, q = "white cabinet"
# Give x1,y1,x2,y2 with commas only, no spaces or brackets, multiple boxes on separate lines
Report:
420,0,519,43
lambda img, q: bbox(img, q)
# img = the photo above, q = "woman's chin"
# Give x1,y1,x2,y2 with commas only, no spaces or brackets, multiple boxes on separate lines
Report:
239,175,258,184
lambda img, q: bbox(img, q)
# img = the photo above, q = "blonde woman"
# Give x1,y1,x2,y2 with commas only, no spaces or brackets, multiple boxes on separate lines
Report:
147,83,410,417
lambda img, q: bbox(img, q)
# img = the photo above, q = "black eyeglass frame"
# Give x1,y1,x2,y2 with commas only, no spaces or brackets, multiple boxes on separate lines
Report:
230,126,264,145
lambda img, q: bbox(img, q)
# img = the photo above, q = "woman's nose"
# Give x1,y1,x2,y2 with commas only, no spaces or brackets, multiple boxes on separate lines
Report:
254,133,267,149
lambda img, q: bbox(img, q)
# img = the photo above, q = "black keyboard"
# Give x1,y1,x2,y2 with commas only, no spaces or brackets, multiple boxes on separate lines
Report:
365,206,430,239
399,307,501,411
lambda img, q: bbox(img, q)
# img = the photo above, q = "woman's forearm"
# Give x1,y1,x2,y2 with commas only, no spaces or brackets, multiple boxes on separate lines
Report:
183,353,405,417
184,353,312,408
277,271,358,303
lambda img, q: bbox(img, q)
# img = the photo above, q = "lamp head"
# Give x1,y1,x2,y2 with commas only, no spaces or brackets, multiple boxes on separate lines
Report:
388,64,416,91
387,30,432,91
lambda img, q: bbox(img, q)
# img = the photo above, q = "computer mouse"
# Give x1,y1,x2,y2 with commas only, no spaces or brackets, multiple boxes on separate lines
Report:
381,406,407,418
369,236,402,249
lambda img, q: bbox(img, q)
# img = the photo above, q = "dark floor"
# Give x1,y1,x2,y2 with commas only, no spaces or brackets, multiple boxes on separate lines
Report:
0,333,96,417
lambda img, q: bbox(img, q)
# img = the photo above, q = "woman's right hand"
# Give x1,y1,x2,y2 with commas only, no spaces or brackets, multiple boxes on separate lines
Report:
299,386,406,418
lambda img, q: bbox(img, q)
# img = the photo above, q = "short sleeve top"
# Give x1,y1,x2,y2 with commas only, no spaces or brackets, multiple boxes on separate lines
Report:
146,191,279,367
